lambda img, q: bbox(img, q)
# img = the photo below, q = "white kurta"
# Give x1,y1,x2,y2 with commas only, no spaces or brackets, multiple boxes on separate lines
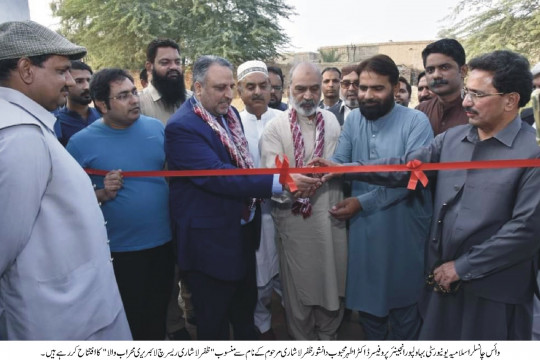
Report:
260,109,347,311
240,108,281,286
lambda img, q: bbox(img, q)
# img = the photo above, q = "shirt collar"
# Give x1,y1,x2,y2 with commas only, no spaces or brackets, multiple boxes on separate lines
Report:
464,115,522,147
146,83,162,102
242,108,277,120
0,87,57,132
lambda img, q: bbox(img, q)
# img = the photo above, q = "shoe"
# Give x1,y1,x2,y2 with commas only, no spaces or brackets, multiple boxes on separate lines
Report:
258,328,276,340
168,328,191,340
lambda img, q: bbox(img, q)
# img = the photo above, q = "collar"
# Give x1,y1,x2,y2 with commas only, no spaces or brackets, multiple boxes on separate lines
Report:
339,100,355,113
439,93,464,110
241,108,278,121
145,83,162,102
464,115,522,147
0,86,56,132
289,107,322,124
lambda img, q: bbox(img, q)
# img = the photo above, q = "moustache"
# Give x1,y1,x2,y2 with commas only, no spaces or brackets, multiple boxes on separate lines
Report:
361,100,380,106
299,99,315,107
81,90,90,97
61,86,69,93
430,79,448,87
251,95,265,101
167,70,181,77
463,106,478,115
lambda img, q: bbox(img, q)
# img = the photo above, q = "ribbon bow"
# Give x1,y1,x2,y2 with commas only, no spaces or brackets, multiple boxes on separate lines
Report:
406,159,429,190
275,155,297,192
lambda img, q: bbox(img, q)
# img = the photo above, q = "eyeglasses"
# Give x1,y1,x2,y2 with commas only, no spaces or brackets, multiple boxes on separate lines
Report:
463,87,504,101
340,80,359,89
271,85,283,91
109,89,139,102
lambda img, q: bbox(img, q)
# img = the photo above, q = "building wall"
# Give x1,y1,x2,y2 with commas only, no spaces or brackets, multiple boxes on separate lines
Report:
276,40,433,85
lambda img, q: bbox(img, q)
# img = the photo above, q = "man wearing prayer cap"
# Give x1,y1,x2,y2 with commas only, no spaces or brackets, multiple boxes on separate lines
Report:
237,60,282,339
0,21,132,340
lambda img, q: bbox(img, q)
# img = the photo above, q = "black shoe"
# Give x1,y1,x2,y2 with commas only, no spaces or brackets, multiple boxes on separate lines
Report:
168,328,191,340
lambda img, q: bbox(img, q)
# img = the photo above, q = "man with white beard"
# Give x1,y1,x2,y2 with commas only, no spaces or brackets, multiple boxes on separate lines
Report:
260,62,347,340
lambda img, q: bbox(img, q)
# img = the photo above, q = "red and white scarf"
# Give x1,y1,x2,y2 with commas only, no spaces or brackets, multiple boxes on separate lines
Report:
289,108,325,218
192,97,256,220
192,97,255,169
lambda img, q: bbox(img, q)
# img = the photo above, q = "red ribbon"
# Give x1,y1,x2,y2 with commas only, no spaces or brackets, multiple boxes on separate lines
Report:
275,155,297,192
406,160,429,190
85,158,540,192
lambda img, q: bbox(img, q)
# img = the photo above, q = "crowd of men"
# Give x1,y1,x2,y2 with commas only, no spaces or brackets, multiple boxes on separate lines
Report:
1,20,540,341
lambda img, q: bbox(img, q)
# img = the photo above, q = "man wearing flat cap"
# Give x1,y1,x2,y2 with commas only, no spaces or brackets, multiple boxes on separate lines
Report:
237,60,282,339
0,20,131,340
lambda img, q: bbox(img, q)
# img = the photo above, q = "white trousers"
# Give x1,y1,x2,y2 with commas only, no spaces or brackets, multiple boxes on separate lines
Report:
254,274,282,333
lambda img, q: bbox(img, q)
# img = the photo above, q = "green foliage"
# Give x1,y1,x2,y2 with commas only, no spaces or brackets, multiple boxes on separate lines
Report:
51,0,295,69
318,48,342,63
439,0,540,62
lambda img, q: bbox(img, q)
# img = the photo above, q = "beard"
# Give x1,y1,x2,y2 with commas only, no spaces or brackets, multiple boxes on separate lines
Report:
70,90,92,106
290,96,317,117
152,68,186,107
344,97,359,109
359,92,395,120
341,92,359,109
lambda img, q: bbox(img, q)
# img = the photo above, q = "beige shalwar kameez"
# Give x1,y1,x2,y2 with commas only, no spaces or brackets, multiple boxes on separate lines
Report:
260,109,347,340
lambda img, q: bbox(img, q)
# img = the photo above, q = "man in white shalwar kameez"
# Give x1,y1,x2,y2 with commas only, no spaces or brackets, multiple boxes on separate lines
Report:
237,60,282,339
260,62,347,340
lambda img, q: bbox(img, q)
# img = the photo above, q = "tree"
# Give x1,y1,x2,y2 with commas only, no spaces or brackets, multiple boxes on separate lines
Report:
51,0,295,69
319,49,342,63
439,0,540,61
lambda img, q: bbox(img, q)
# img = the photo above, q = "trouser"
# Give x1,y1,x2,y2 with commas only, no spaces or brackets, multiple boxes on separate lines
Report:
254,274,283,333
179,278,195,321
280,251,343,340
531,271,540,340
359,303,421,340
112,241,175,340
186,220,259,340
165,265,186,334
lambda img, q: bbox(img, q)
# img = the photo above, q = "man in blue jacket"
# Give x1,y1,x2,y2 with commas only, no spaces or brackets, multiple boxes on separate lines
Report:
165,55,320,340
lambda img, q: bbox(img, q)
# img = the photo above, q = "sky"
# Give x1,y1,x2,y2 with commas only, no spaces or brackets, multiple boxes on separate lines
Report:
27,0,461,52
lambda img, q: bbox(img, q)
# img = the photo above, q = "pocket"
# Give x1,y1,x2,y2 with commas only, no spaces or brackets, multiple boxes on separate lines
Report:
33,259,123,339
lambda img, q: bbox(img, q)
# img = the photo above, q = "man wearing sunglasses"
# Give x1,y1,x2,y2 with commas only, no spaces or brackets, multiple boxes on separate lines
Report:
67,68,174,340
328,64,360,126
313,50,540,340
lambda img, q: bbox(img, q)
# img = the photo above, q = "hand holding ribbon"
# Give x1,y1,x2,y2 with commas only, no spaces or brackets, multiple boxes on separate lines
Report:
276,155,322,199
